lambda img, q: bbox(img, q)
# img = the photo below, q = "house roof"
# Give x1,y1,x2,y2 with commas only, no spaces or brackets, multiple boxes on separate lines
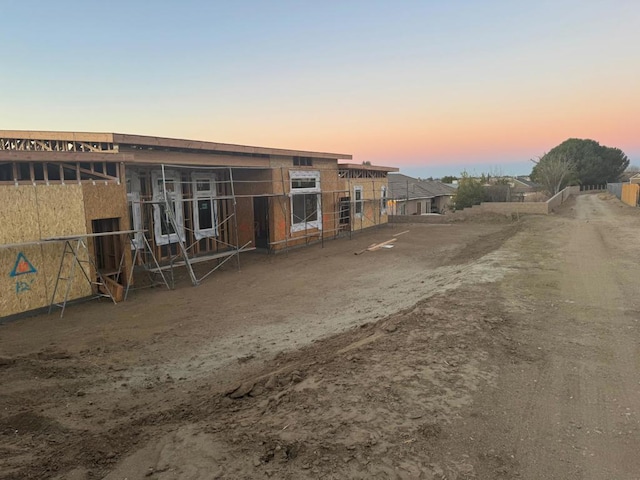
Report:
388,173,456,199
512,176,540,188
0,130,352,162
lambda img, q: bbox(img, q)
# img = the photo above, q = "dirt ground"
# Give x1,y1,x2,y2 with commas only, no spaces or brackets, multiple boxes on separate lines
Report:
1,194,639,479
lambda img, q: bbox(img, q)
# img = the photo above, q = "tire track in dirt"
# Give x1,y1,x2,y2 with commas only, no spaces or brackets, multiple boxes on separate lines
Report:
472,194,640,480
1,221,525,479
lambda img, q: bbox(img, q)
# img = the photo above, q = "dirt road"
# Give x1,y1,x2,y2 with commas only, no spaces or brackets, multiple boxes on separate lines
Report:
1,194,639,479
481,194,640,479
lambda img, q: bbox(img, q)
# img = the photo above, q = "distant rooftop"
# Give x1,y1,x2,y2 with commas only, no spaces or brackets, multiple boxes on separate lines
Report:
388,173,456,199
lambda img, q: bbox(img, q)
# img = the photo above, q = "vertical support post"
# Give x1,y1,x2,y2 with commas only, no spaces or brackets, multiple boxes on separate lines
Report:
279,166,289,253
161,164,198,286
406,180,410,215
372,178,377,227
348,177,352,240
228,167,241,271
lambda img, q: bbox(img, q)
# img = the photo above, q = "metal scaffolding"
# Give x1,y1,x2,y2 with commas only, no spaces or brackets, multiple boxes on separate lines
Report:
128,164,388,286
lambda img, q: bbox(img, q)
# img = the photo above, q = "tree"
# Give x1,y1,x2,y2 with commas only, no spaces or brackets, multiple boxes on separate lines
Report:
531,138,629,186
452,172,485,210
530,153,575,195
441,175,458,184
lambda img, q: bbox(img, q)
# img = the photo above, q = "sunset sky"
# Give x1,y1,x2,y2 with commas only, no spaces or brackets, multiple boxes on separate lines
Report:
1,1,638,178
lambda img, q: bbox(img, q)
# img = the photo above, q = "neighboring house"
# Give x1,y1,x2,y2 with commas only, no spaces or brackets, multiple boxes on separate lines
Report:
628,173,640,184
0,130,394,318
509,176,541,194
387,173,456,215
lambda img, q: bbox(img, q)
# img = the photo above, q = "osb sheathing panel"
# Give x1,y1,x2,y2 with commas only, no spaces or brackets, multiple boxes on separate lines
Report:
35,184,87,238
82,182,132,286
40,242,92,309
233,169,274,247
235,197,254,247
1,245,47,317
343,177,389,231
0,185,92,317
124,148,270,168
1,241,91,317
233,169,273,196
269,164,341,250
0,186,41,244
82,183,128,223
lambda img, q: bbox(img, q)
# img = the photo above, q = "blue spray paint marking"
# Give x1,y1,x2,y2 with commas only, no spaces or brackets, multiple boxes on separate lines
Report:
10,252,37,277
9,252,37,294
15,279,34,293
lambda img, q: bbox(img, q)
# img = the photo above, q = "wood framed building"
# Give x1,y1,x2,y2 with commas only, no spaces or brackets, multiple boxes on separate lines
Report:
1,131,396,319
338,164,398,231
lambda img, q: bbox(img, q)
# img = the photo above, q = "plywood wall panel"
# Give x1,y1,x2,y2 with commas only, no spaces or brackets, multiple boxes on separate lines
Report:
35,184,87,238
1,184,94,317
82,183,128,223
42,242,93,306
0,245,47,317
0,186,40,244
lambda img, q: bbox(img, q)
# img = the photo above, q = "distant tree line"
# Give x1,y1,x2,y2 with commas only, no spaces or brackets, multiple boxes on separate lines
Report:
448,138,630,209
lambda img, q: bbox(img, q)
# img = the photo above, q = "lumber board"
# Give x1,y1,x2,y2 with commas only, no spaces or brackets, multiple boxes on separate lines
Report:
367,238,397,251
355,238,397,255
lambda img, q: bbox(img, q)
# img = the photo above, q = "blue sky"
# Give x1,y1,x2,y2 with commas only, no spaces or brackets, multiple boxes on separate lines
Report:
1,0,639,178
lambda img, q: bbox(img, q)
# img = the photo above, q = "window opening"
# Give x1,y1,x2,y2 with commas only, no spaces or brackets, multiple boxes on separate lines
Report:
380,186,388,215
127,171,143,249
192,173,218,239
290,170,321,232
152,170,184,245
354,186,363,216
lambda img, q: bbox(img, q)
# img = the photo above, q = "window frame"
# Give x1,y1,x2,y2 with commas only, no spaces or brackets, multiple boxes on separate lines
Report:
380,185,388,215
354,185,363,217
191,172,219,240
126,170,144,249
151,170,185,245
290,170,321,232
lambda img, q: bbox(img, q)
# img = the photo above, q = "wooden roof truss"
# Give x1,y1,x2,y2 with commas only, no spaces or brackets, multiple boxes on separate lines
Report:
1,136,116,153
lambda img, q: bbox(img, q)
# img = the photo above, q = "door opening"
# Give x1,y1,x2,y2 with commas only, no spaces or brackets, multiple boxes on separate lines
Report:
91,218,125,287
253,197,270,249
339,197,351,230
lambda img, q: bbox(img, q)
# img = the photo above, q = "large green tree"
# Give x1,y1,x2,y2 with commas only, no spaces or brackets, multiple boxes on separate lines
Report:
531,138,629,187
452,172,485,210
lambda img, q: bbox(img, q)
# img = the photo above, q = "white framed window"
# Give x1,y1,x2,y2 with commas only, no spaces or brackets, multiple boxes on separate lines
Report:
290,170,321,232
192,172,218,240
354,186,363,217
152,170,185,245
380,185,388,215
126,170,143,249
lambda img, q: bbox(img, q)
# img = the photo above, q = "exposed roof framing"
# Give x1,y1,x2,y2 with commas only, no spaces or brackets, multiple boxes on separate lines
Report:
339,162,398,172
338,163,399,179
0,137,115,153
0,130,352,161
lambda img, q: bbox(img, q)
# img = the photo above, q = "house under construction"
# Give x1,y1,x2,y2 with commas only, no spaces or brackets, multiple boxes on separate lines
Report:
0,130,397,318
